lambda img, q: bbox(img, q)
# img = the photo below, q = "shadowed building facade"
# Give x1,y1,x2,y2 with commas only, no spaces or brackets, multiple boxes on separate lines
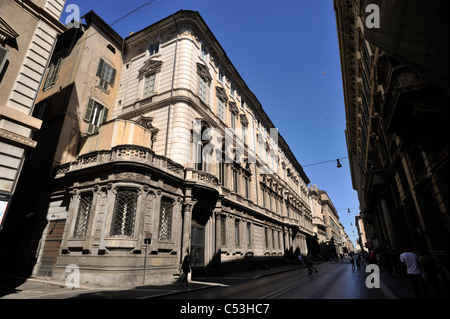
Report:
335,0,449,282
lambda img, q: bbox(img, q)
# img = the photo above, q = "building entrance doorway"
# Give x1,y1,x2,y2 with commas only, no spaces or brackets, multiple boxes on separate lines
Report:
190,220,205,269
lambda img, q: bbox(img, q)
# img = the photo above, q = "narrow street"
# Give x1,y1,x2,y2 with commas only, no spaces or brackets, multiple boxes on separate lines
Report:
163,261,385,299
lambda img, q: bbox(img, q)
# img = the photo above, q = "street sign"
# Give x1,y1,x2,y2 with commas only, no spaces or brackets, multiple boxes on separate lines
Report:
0,191,12,231
144,232,152,244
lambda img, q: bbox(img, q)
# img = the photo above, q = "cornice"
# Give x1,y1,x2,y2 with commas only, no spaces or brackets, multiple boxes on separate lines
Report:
11,0,67,34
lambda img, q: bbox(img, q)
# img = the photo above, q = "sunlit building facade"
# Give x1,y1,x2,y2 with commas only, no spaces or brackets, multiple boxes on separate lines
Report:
28,10,318,286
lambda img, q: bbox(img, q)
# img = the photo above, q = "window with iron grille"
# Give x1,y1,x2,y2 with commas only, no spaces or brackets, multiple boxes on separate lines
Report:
73,193,93,238
158,198,173,241
110,189,138,237
235,219,240,247
221,215,227,245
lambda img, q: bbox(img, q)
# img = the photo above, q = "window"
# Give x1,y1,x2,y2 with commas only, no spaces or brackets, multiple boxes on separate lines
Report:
143,74,156,98
110,189,138,237
261,187,266,207
43,58,62,90
235,219,240,247
97,58,116,92
218,159,225,186
230,113,236,129
159,198,173,241
83,99,108,134
242,125,247,144
230,84,235,97
199,76,207,102
272,229,275,249
218,68,224,83
201,43,208,60
218,99,226,122
149,42,159,56
244,177,249,199
265,228,269,248
73,193,93,238
246,223,251,247
232,170,238,193
221,215,227,245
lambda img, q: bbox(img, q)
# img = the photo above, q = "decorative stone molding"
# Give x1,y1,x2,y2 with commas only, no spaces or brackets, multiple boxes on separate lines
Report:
138,59,163,80
216,86,228,102
197,62,212,83
0,128,37,149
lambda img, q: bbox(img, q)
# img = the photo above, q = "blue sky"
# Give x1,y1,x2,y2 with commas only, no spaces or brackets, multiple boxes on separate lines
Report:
61,0,360,247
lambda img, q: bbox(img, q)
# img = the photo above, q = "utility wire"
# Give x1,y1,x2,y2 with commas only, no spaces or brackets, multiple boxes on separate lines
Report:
109,0,157,26
303,156,348,167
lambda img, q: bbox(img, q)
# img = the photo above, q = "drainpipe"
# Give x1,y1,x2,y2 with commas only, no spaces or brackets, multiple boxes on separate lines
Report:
164,15,179,158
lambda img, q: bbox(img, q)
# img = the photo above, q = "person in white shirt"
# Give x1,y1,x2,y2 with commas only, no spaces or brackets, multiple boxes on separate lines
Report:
400,248,429,299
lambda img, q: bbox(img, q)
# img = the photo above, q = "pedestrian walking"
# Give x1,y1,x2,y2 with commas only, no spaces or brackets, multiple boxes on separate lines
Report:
367,250,378,265
349,254,355,270
306,254,318,275
179,254,191,286
400,248,429,299
355,253,361,269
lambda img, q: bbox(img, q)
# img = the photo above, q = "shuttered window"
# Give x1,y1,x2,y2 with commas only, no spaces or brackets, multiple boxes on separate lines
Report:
83,98,108,134
43,58,62,90
97,58,116,91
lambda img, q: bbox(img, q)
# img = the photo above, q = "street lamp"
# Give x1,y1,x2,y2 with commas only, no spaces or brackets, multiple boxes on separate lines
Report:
303,157,348,168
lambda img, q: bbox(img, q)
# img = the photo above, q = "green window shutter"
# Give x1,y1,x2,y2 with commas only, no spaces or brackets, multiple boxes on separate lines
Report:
84,98,95,122
109,67,116,85
43,63,55,89
101,107,109,124
97,58,105,77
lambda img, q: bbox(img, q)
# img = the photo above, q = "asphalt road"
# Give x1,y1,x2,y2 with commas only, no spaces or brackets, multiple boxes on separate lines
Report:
162,261,386,299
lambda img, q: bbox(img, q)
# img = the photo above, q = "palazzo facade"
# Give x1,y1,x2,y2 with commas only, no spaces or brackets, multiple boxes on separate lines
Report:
31,10,316,286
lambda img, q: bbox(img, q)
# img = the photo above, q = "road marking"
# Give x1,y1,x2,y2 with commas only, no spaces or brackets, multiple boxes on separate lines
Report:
190,280,230,287
258,274,317,299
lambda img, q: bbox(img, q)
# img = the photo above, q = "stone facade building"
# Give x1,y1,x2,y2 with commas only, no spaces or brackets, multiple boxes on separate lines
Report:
320,190,344,257
0,0,66,273
0,0,66,214
335,0,448,282
28,10,318,287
